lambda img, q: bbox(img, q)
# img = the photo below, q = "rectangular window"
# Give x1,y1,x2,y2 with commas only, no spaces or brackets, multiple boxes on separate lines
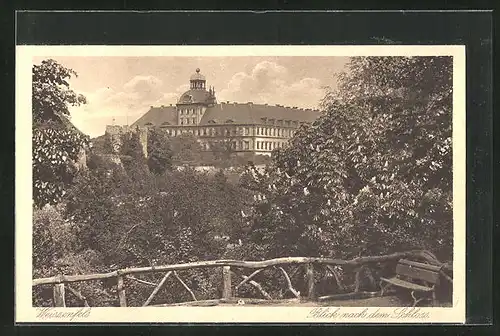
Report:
192,118,196,124
244,141,249,150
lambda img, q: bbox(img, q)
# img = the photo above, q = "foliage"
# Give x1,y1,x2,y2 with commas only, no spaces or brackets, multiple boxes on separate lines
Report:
32,59,89,207
147,128,173,174
56,160,250,304
241,56,453,261
32,204,112,307
33,125,89,207
33,204,78,275
32,59,87,124
210,138,235,163
169,133,204,164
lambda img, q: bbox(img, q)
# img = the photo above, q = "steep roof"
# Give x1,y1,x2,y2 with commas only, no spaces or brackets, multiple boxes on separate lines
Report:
131,105,177,127
199,103,321,125
132,103,321,128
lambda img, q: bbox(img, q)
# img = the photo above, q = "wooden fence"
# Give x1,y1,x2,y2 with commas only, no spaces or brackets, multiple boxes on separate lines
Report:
32,250,452,307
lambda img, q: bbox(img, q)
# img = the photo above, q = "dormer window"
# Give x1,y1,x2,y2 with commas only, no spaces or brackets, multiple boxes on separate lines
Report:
208,119,217,124
225,119,234,124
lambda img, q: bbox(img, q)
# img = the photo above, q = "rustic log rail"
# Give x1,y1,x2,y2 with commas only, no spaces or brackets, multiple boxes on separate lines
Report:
32,250,452,307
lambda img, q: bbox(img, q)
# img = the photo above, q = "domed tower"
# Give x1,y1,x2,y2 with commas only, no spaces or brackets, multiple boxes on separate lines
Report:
190,68,206,89
176,68,216,126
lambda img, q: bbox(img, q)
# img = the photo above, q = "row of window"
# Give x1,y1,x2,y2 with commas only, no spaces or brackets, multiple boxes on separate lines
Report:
256,141,285,151
180,118,197,125
179,108,202,116
261,118,310,127
167,125,297,137
201,140,251,151
191,82,205,89
255,127,295,137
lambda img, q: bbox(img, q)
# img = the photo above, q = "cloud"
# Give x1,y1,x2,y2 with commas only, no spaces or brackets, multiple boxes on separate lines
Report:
123,75,164,102
69,76,186,137
218,61,325,108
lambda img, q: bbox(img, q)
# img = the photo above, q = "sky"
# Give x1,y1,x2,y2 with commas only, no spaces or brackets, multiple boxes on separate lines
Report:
33,56,350,137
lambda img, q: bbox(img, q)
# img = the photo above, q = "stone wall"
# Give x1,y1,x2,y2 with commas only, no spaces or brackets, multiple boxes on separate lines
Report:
105,125,148,158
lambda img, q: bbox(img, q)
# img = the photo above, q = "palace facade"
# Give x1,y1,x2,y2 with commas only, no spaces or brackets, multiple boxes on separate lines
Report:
127,68,322,156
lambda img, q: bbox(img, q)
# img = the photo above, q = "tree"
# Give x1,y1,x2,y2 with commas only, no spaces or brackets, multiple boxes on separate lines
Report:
242,56,453,261
147,128,173,174
33,59,87,124
210,138,235,164
170,133,204,164
32,59,89,207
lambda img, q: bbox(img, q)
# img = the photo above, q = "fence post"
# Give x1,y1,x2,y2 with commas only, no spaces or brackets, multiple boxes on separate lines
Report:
222,266,232,299
117,274,127,307
53,283,66,307
305,263,316,300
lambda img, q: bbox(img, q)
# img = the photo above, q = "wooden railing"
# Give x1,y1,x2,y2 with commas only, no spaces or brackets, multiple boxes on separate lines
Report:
32,250,451,307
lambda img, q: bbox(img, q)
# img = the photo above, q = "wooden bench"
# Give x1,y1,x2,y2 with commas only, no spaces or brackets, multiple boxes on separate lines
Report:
380,259,443,307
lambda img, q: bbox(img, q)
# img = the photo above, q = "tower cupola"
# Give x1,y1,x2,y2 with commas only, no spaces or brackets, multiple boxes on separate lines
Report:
190,68,206,90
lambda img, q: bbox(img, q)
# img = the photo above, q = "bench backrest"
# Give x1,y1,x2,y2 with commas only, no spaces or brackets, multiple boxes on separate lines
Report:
395,259,441,285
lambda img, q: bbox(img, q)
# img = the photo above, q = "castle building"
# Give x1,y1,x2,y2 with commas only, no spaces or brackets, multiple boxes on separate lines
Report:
129,68,322,156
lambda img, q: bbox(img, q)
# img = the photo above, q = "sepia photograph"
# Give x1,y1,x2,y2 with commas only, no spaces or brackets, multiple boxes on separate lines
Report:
16,46,466,323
